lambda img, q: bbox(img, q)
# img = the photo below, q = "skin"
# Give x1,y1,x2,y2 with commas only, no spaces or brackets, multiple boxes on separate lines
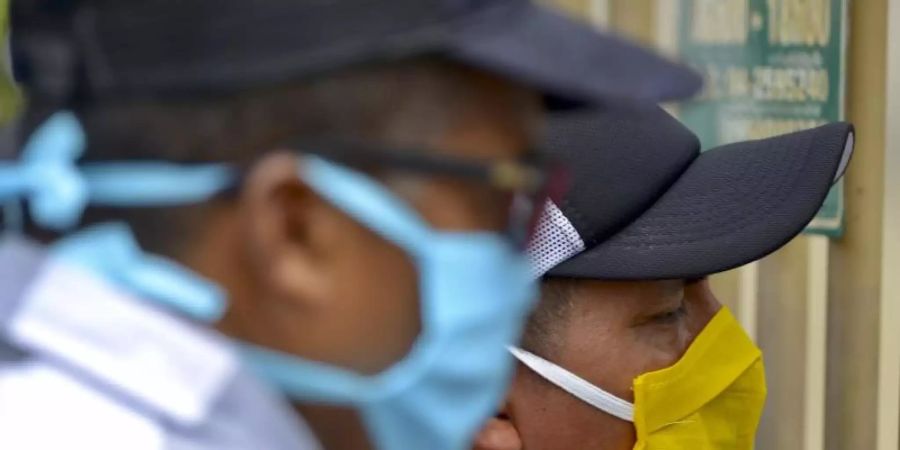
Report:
474,278,722,450
177,68,541,450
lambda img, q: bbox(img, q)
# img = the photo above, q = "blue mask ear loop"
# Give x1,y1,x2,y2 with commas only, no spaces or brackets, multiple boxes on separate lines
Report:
0,110,235,321
82,162,237,206
53,223,227,322
299,156,433,255
0,110,238,231
0,111,88,230
238,157,441,400
242,156,521,401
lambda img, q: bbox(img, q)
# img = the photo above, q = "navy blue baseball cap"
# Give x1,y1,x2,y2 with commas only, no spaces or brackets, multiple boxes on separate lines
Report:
11,0,701,106
529,107,855,280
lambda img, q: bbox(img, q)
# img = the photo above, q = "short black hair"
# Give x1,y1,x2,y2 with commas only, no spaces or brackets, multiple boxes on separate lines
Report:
25,57,532,257
521,276,579,357
73,58,474,165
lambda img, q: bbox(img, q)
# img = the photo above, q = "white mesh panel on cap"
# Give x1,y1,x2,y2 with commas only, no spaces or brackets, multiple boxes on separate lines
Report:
527,200,585,278
834,131,854,182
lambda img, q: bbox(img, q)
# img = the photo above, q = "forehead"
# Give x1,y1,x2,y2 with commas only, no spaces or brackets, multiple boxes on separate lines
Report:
564,279,685,311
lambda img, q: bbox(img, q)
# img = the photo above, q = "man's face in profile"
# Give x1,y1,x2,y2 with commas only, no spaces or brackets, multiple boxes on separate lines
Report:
474,278,722,450
208,62,543,449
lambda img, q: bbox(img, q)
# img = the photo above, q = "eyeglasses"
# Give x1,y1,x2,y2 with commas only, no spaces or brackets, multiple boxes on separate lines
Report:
294,139,569,248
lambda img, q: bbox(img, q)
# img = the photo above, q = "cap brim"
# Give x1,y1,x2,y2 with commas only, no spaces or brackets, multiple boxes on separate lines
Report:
449,3,702,105
548,122,855,280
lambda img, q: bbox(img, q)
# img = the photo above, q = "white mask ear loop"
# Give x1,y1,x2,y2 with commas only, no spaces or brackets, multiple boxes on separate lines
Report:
508,346,635,422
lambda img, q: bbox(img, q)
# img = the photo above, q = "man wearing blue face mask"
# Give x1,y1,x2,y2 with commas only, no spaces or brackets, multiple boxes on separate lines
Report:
0,1,704,449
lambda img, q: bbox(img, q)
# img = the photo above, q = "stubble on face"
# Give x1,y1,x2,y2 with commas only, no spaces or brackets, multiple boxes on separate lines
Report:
504,278,721,450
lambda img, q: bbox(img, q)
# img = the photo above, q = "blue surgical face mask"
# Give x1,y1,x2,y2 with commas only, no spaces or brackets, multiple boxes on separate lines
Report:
241,156,536,450
2,111,538,450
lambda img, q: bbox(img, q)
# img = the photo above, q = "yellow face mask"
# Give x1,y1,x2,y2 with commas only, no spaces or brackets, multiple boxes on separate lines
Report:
509,306,767,450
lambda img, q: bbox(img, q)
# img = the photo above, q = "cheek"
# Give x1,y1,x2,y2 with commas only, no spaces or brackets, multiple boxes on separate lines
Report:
584,330,685,403
561,324,650,402
515,371,636,450
622,328,690,381
331,218,422,374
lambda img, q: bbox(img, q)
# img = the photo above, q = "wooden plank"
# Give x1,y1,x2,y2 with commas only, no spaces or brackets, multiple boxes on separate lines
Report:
805,236,829,450
757,238,810,450
589,0,611,27
876,0,900,447
739,263,759,342
825,0,888,447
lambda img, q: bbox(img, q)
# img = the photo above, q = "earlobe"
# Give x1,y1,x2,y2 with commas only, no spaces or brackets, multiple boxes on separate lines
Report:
239,151,331,310
472,414,522,450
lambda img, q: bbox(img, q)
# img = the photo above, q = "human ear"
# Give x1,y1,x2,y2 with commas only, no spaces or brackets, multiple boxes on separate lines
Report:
238,151,336,310
472,403,522,450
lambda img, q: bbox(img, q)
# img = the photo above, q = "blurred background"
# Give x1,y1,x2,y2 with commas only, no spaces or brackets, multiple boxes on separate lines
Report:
0,0,18,155
1,0,898,449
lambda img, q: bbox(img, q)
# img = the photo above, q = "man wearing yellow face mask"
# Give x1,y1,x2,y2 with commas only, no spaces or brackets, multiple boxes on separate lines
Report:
473,107,855,450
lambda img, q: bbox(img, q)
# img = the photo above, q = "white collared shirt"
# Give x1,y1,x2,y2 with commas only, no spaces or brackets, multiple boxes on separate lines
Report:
0,240,320,450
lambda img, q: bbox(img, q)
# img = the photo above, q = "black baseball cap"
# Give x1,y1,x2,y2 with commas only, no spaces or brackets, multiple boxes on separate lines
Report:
529,106,855,280
11,0,701,106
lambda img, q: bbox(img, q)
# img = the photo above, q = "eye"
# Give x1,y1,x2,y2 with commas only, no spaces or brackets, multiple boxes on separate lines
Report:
650,301,687,324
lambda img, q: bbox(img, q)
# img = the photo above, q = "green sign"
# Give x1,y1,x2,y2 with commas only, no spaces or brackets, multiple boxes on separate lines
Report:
676,0,848,236
1,0,21,125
